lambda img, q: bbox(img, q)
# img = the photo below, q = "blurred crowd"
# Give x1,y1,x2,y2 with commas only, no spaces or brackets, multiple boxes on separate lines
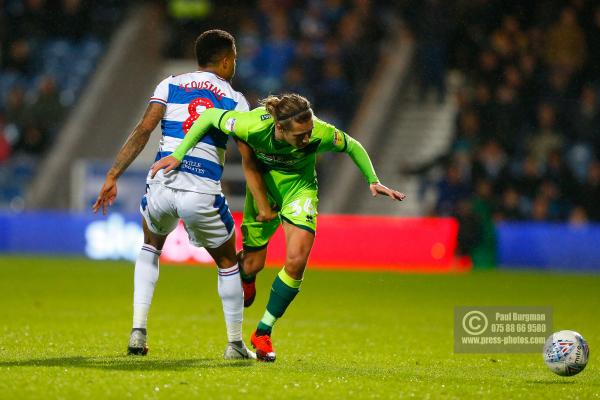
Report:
0,0,125,204
420,1,600,227
0,0,400,206
167,0,399,130
233,0,398,128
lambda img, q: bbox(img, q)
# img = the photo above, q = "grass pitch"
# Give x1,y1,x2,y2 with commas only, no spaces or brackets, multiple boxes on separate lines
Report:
0,256,598,399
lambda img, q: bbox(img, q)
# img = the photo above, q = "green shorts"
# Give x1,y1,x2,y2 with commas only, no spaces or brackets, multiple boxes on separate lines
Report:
242,171,318,250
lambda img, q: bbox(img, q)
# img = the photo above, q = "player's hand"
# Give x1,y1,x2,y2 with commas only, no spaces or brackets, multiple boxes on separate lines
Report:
150,155,181,178
92,175,118,215
369,182,406,201
256,206,279,222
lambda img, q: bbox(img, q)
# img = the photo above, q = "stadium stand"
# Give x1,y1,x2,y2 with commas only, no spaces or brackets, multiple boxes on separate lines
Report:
154,0,404,210
410,2,600,224
165,0,399,134
4,1,402,211
0,0,128,208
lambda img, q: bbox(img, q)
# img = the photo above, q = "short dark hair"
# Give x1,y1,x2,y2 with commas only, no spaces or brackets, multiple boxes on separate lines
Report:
195,29,235,67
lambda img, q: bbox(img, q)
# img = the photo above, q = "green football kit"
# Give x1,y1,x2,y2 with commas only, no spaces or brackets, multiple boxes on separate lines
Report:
172,107,379,250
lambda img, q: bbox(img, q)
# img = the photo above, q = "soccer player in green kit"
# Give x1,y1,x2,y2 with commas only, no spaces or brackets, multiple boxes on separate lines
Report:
151,94,406,361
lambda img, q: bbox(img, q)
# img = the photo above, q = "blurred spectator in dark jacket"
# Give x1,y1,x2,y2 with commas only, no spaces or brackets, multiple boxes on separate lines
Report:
321,36,343,66
476,50,500,89
544,149,579,200
30,76,65,135
579,161,600,221
254,14,295,93
571,85,600,147
503,65,523,94
317,60,352,121
527,103,564,164
435,162,471,216
5,38,33,75
337,9,380,91
541,68,575,122
545,7,586,73
454,198,482,257
5,86,31,129
470,179,497,268
414,0,449,103
495,186,525,221
537,179,567,220
14,124,47,155
518,54,542,118
530,195,551,221
293,38,320,83
472,139,510,193
452,109,481,153
472,82,495,135
516,156,542,200
493,84,522,153
493,15,528,59
283,64,314,103
235,17,261,84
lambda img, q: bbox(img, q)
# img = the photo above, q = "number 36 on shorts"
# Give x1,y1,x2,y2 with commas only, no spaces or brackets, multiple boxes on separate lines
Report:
283,196,318,231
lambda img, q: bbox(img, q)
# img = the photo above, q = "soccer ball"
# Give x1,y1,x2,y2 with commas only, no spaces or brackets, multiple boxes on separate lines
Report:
543,330,589,376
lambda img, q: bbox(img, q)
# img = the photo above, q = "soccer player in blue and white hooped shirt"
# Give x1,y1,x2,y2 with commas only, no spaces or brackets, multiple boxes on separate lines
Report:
93,30,275,359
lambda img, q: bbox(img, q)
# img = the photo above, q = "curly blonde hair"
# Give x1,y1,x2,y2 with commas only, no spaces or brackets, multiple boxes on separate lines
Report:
260,93,313,131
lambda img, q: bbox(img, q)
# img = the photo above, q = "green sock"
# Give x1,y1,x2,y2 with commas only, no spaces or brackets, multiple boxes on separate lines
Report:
256,268,302,335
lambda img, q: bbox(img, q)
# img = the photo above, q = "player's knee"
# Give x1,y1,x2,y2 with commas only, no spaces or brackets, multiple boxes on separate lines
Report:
285,253,308,274
142,220,167,250
242,253,265,275
212,245,238,268
207,235,238,268
244,259,264,275
215,256,237,269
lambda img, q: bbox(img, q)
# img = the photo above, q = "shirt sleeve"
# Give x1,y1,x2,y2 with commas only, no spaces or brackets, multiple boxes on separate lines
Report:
149,76,170,106
344,135,379,184
314,117,348,153
215,108,265,142
316,117,379,184
171,108,258,160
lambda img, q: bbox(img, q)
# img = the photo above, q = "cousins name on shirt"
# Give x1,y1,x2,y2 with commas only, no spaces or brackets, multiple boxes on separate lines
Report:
178,80,226,100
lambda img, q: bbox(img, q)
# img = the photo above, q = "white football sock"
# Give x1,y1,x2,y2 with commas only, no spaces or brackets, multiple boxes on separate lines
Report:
132,244,161,329
217,264,243,342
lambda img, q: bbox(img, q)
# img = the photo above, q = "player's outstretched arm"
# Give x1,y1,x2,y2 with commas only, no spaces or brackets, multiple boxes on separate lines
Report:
92,103,164,215
369,182,406,201
236,139,278,222
150,107,227,178
345,135,406,201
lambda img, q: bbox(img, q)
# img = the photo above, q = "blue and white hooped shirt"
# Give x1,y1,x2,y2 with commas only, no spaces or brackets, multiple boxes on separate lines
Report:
147,71,249,194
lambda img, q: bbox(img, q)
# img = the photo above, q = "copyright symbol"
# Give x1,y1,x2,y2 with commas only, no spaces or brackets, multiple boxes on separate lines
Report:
462,311,488,336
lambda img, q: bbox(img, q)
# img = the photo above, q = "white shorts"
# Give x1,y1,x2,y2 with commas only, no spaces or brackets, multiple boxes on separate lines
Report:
140,183,234,249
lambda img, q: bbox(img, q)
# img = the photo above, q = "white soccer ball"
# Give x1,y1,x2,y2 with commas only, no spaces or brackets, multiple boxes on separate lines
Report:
543,330,589,376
